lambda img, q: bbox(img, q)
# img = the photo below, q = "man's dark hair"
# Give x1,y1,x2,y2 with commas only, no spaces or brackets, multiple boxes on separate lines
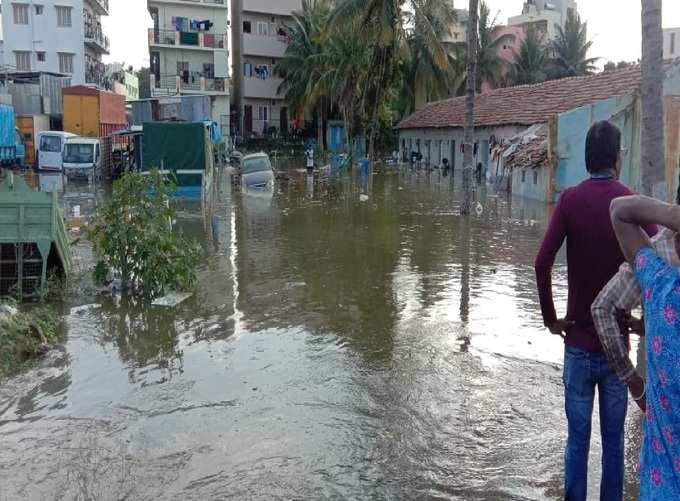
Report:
585,121,621,173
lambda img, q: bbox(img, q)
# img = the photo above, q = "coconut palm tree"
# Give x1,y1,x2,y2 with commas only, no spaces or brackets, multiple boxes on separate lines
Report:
476,1,515,91
407,0,458,111
640,0,665,198
276,0,332,145
462,0,479,215
511,26,548,85
549,10,598,79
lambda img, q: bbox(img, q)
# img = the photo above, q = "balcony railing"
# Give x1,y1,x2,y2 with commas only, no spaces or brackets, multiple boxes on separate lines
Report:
85,24,110,53
154,0,226,5
153,74,228,94
149,29,227,50
86,0,109,15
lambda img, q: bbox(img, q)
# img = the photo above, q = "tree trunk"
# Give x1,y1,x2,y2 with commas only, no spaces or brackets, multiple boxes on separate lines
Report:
462,0,479,215
368,47,387,162
641,0,665,199
317,103,323,148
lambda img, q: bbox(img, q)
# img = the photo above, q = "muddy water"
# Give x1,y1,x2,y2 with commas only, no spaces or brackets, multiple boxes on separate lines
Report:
0,165,644,500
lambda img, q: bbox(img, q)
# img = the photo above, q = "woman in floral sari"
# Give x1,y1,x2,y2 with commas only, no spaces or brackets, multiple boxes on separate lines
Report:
610,195,680,499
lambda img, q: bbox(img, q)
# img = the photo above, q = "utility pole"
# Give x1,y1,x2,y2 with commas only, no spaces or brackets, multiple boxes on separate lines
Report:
462,0,479,215
640,0,665,199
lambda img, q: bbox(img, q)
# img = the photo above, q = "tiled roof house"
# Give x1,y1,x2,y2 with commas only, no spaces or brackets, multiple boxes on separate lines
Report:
396,63,680,202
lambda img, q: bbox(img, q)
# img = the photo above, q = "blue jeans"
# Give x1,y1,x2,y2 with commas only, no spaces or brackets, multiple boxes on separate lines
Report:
563,346,628,501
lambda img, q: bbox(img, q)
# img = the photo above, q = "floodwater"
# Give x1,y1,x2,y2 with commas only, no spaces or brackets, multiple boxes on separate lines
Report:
0,164,645,500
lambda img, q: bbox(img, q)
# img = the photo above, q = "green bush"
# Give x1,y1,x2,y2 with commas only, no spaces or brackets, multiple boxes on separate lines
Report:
86,170,202,300
0,302,59,378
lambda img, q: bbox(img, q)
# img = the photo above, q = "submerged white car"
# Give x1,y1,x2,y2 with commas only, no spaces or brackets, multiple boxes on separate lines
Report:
241,152,274,191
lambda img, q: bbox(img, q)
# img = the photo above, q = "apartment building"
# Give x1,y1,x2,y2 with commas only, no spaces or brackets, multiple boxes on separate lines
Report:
147,0,230,137
231,0,301,136
665,28,680,60
508,0,578,41
1,0,110,86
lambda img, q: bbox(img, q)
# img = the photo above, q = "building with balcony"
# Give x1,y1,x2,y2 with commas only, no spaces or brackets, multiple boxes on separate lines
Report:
231,0,301,136
147,0,231,138
0,0,110,86
508,0,578,41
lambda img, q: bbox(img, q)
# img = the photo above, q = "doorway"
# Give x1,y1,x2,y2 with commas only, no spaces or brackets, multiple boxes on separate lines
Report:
244,105,253,135
280,107,288,135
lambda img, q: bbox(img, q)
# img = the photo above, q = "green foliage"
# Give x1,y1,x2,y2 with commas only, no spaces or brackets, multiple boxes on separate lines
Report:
86,170,202,300
549,10,598,79
0,301,60,378
511,26,548,85
476,1,515,90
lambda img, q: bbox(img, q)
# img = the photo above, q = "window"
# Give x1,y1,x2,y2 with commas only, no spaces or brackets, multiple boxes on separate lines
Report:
40,135,62,152
37,51,46,62
58,53,74,73
521,170,526,183
257,22,269,36
203,63,214,78
243,21,251,33
15,51,31,71
672,33,677,55
13,4,29,24
533,171,538,185
56,6,72,27
243,62,252,77
258,105,268,122
35,5,44,15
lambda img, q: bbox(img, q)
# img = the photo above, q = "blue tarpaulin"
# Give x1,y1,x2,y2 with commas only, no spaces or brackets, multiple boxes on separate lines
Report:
0,105,16,148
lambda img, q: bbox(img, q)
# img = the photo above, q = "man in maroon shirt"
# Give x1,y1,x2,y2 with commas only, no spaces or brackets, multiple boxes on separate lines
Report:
535,121,654,500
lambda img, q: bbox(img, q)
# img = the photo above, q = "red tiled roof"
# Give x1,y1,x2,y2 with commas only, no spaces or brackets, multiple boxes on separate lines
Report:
397,65,646,130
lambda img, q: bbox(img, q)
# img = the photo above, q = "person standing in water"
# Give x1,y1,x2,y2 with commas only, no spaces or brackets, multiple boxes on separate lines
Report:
534,121,656,500
610,194,680,499
306,147,314,175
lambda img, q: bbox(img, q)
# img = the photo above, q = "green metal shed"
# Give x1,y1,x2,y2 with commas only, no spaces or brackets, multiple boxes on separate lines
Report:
0,173,71,298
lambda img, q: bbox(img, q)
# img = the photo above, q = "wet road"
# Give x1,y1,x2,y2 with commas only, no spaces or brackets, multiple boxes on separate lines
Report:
0,165,644,500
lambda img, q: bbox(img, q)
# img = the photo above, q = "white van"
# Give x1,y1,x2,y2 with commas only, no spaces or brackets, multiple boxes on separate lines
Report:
37,131,76,171
63,137,101,181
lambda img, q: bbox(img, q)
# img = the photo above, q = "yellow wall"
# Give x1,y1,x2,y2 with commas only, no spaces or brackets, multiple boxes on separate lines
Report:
63,95,100,137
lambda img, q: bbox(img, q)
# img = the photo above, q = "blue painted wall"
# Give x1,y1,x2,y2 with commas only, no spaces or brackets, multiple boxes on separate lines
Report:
554,94,638,200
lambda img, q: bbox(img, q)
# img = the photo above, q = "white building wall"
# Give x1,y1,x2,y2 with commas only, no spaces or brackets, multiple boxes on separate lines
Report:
2,0,87,83
398,126,523,170
231,0,301,136
665,28,680,60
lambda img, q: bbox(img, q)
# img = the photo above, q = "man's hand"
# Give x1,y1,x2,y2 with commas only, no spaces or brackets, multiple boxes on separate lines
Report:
626,315,645,336
548,319,574,338
627,373,646,412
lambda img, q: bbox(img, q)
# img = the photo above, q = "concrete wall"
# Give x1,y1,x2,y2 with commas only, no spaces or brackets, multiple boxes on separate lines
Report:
242,0,301,16
664,28,680,60
554,94,638,197
398,125,523,171
512,163,550,201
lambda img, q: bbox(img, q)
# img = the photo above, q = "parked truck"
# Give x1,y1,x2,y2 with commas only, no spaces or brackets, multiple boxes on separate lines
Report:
0,104,25,167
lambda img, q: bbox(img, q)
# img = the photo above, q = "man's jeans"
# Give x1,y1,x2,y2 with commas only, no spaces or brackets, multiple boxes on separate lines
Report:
563,346,628,501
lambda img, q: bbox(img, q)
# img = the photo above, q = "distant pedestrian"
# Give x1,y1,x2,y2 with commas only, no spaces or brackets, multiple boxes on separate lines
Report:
534,121,656,501
306,148,314,175
442,158,450,177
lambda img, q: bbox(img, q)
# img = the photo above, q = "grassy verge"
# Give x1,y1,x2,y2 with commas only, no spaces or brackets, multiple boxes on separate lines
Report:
0,302,61,379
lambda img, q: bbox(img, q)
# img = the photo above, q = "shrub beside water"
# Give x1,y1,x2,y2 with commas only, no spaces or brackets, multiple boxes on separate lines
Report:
0,303,59,378
86,171,202,300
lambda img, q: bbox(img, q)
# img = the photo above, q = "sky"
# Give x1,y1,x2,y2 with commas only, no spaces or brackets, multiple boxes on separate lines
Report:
103,0,680,70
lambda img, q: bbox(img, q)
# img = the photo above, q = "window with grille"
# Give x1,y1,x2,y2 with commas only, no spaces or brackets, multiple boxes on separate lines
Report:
13,4,29,24
59,53,74,74
15,51,31,71
258,105,268,122
35,5,44,15
37,52,46,62
257,22,268,36
56,6,72,27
